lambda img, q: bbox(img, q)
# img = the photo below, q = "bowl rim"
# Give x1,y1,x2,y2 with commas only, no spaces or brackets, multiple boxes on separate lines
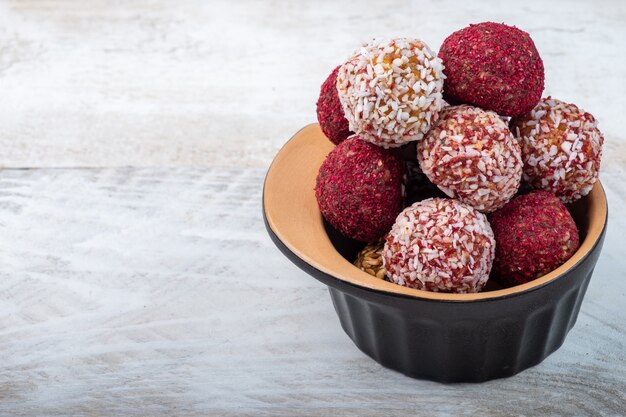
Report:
263,124,608,302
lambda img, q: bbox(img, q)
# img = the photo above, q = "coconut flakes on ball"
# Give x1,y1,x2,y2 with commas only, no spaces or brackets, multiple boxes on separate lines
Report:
510,97,604,203
337,38,445,149
382,198,495,293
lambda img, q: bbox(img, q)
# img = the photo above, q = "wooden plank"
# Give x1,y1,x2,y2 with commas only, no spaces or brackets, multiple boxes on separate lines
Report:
0,168,623,415
0,0,623,168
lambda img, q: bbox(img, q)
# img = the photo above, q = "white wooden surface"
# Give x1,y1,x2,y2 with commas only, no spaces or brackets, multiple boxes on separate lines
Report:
0,0,624,416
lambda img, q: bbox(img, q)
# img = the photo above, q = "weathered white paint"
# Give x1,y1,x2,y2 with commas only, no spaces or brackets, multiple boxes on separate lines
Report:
0,0,623,169
0,168,624,416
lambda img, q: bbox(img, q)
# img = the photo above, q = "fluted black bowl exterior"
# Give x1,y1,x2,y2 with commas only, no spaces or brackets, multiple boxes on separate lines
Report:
264,210,606,382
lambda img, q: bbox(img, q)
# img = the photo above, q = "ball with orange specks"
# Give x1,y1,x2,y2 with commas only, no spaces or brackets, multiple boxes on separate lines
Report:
510,97,604,203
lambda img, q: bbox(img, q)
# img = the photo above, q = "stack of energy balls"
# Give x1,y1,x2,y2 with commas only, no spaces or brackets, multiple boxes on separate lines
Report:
315,22,604,293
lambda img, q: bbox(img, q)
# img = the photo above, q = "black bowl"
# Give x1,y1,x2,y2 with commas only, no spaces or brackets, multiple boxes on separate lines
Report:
263,124,608,382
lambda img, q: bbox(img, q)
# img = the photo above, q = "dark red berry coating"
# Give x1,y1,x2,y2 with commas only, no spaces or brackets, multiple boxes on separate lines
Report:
439,22,544,117
316,66,353,145
489,190,579,286
315,136,405,242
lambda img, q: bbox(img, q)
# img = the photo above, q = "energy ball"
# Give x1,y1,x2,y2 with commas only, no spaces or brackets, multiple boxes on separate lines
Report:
510,97,604,203
316,66,353,145
354,241,387,280
315,136,405,242
383,198,495,293
418,105,522,212
439,22,544,117
489,190,579,286
337,38,445,148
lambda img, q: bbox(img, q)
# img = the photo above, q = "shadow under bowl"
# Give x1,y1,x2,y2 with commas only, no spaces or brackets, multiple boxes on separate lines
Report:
263,124,608,383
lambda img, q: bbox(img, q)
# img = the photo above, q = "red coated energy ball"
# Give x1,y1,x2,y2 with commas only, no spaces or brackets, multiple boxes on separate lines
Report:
418,105,522,212
383,198,495,293
489,190,579,286
510,97,604,203
315,136,405,242
439,22,544,117
316,66,353,145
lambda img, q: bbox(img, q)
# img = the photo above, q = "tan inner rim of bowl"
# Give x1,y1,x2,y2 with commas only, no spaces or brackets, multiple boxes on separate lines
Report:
264,124,607,301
